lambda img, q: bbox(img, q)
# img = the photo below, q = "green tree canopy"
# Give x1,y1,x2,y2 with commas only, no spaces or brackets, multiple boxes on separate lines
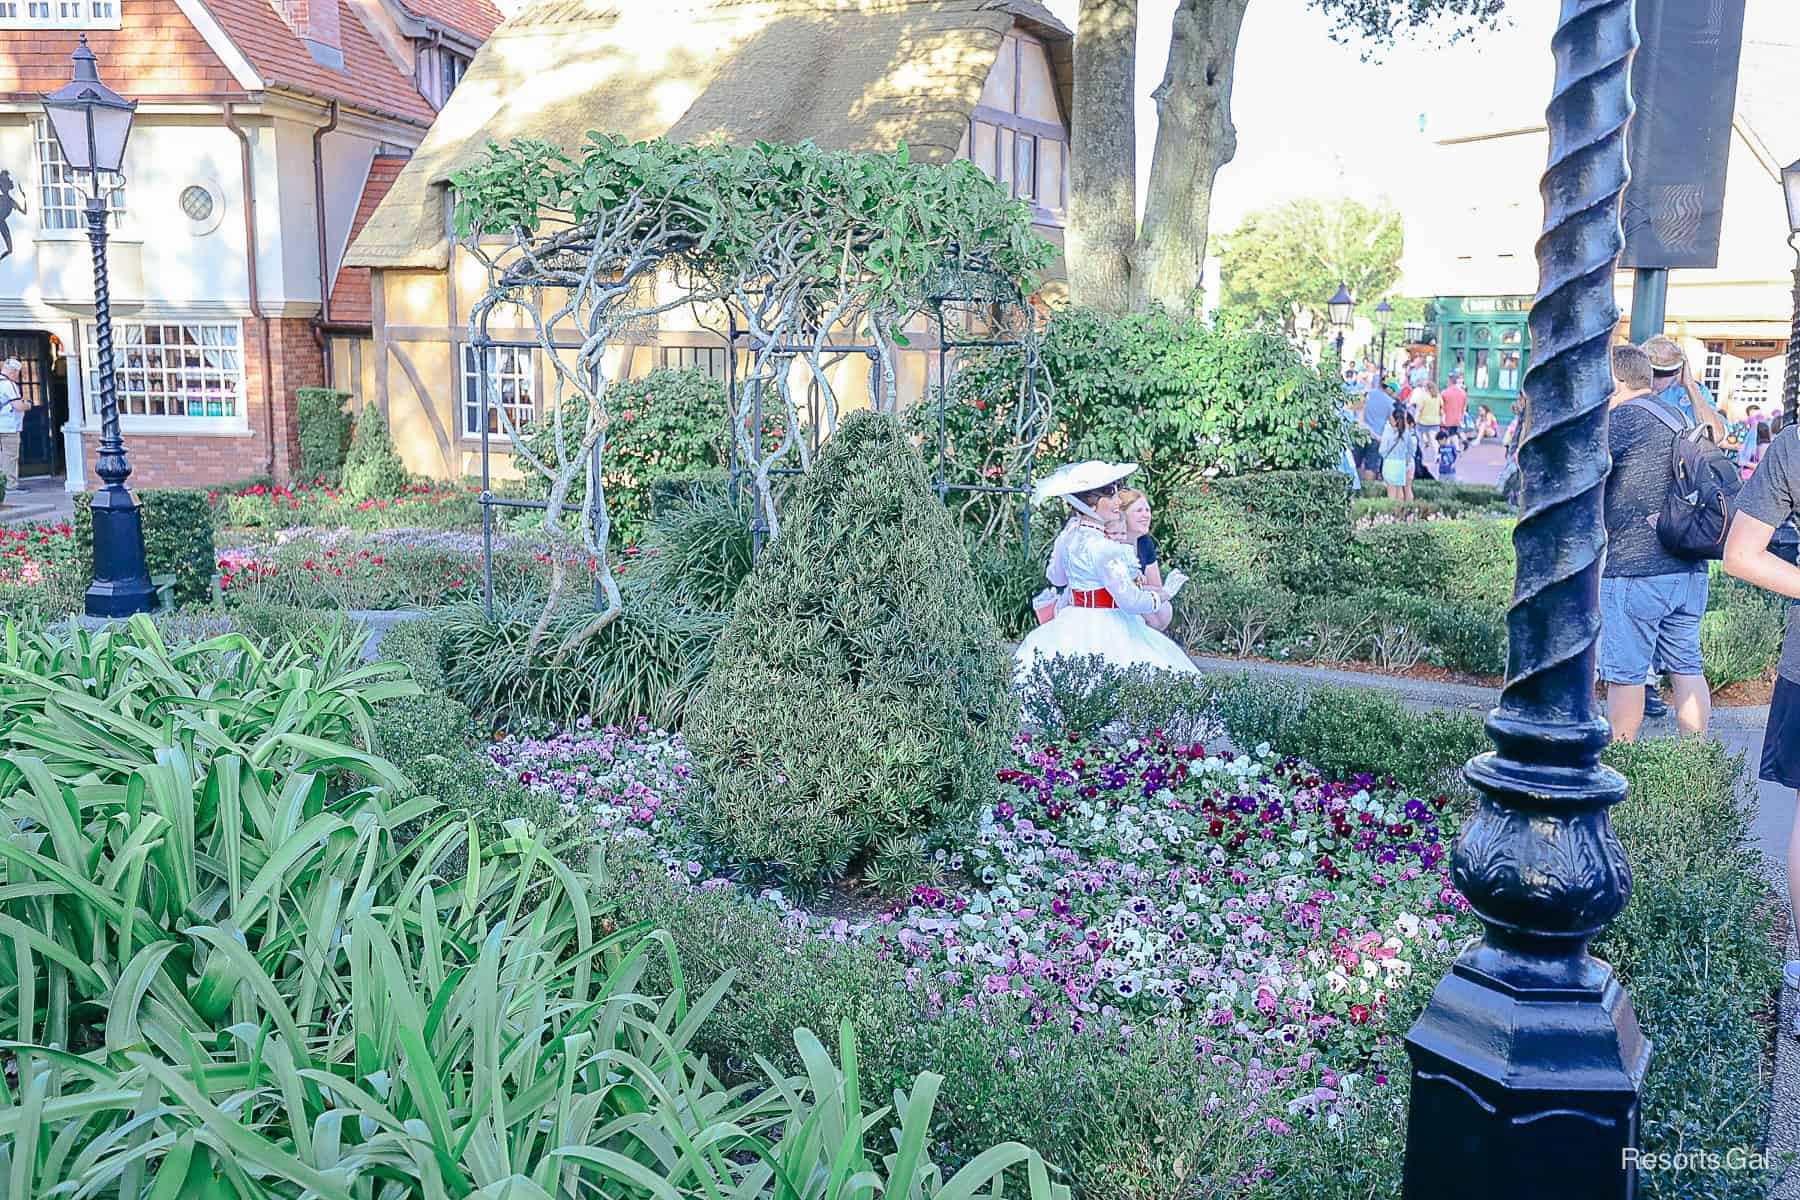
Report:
1217,197,1406,337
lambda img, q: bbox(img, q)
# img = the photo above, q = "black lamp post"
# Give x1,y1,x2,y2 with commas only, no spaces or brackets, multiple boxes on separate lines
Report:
1782,157,1800,428
1375,299,1395,377
43,37,153,617
1402,2,1647,1196
1327,283,1354,361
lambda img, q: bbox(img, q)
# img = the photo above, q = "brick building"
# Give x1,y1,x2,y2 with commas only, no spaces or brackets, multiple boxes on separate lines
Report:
0,0,500,491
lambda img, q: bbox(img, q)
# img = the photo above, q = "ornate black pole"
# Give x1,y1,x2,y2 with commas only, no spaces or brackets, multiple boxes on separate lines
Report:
83,192,154,616
1403,3,1648,1197
1783,235,1799,428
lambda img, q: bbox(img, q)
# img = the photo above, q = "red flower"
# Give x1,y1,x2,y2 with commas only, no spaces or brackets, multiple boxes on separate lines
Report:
1349,1005,1370,1024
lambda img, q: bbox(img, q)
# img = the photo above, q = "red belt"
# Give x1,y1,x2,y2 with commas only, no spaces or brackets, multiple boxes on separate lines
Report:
1070,588,1116,609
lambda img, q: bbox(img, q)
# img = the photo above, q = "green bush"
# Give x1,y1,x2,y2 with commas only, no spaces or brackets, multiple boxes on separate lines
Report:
1596,738,1781,1199
931,308,1352,522
967,535,1045,641
220,600,369,650
372,689,476,768
1202,673,1490,795
295,386,352,485
516,369,728,549
649,467,732,521
1167,469,1352,594
341,403,411,500
439,590,724,732
1016,653,1219,741
686,410,1015,889
373,610,449,692
1177,573,1300,657
1350,518,1515,612
73,487,216,604
631,488,756,612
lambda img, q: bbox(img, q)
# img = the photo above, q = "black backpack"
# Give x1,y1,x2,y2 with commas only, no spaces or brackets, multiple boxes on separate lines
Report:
1625,396,1743,561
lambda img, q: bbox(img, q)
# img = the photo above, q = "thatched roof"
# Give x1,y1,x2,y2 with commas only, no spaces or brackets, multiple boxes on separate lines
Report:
345,0,1072,270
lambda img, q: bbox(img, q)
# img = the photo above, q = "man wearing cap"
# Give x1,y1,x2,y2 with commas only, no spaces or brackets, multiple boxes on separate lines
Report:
1601,340,1711,742
1641,335,1726,443
0,357,32,493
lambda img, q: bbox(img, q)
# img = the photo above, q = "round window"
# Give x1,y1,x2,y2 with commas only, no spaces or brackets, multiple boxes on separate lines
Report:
179,185,215,223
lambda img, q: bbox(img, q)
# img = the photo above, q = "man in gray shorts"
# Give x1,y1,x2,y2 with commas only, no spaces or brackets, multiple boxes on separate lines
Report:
1601,345,1710,742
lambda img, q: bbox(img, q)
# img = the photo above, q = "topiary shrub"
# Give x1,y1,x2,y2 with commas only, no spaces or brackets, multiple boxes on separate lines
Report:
342,405,411,501
295,388,353,486
72,488,216,605
685,410,1016,889
1166,470,1352,595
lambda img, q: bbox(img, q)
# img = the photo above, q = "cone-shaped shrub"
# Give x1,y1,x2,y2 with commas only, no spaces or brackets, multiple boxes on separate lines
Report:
686,410,1015,887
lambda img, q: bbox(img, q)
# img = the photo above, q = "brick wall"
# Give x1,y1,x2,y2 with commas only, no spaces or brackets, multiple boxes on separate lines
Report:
78,317,323,490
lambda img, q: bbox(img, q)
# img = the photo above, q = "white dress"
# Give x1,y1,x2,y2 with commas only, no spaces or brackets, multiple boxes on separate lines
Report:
1014,520,1198,677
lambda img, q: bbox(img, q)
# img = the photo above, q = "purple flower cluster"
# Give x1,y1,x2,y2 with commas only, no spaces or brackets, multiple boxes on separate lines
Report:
484,716,692,835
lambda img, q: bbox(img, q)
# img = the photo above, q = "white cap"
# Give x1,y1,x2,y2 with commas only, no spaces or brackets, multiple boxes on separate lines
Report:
1031,460,1138,504
1,358,19,373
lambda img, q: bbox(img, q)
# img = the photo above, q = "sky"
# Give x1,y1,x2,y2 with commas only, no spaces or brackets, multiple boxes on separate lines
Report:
1038,0,1560,236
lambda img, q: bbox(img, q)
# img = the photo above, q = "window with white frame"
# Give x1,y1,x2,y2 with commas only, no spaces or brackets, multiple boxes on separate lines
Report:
33,118,126,230
461,343,537,436
0,0,119,28
1701,340,1725,397
85,321,244,420
659,345,727,381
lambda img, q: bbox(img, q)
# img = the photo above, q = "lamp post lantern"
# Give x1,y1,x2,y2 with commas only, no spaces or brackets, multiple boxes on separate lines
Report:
1375,299,1395,377
1401,2,1647,1196
1781,157,1800,428
42,36,153,617
1327,283,1354,361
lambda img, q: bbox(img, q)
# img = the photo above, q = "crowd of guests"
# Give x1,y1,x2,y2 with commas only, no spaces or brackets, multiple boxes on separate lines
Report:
1340,355,1502,501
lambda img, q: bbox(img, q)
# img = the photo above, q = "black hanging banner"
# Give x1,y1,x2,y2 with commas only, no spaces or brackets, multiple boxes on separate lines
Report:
1619,0,1748,270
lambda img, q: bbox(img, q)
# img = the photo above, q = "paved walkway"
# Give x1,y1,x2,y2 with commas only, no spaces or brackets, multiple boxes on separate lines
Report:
0,477,74,526
1193,654,1798,1189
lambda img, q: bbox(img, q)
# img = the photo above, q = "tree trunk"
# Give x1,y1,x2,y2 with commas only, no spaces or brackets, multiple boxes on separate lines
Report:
1132,0,1251,313
1067,0,1138,314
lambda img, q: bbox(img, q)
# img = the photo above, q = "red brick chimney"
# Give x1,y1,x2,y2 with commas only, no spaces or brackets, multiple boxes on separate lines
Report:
274,0,344,70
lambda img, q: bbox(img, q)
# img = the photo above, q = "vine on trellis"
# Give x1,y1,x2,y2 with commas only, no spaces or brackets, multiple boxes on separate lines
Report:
450,134,1055,655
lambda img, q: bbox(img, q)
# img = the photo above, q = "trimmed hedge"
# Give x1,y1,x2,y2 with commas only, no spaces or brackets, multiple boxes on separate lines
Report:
1349,518,1516,612
1167,469,1352,594
1200,672,1491,795
72,487,216,605
295,388,352,485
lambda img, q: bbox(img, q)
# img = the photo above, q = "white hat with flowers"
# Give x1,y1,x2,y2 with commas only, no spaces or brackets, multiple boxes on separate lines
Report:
1031,460,1138,505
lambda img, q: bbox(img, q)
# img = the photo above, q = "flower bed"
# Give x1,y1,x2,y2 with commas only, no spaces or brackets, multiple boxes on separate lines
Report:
484,719,1470,1131
211,478,483,532
0,521,86,615
217,536,611,609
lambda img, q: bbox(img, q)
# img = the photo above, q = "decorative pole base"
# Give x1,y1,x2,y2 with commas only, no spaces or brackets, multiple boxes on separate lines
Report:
1406,959,1648,1199
84,484,156,617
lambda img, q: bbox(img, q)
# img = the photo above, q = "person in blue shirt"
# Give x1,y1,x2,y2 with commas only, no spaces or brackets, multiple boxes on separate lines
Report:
1641,335,1726,442
1358,383,1395,480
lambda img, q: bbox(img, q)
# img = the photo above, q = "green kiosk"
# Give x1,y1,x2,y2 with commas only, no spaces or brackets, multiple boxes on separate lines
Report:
1432,296,1533,423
